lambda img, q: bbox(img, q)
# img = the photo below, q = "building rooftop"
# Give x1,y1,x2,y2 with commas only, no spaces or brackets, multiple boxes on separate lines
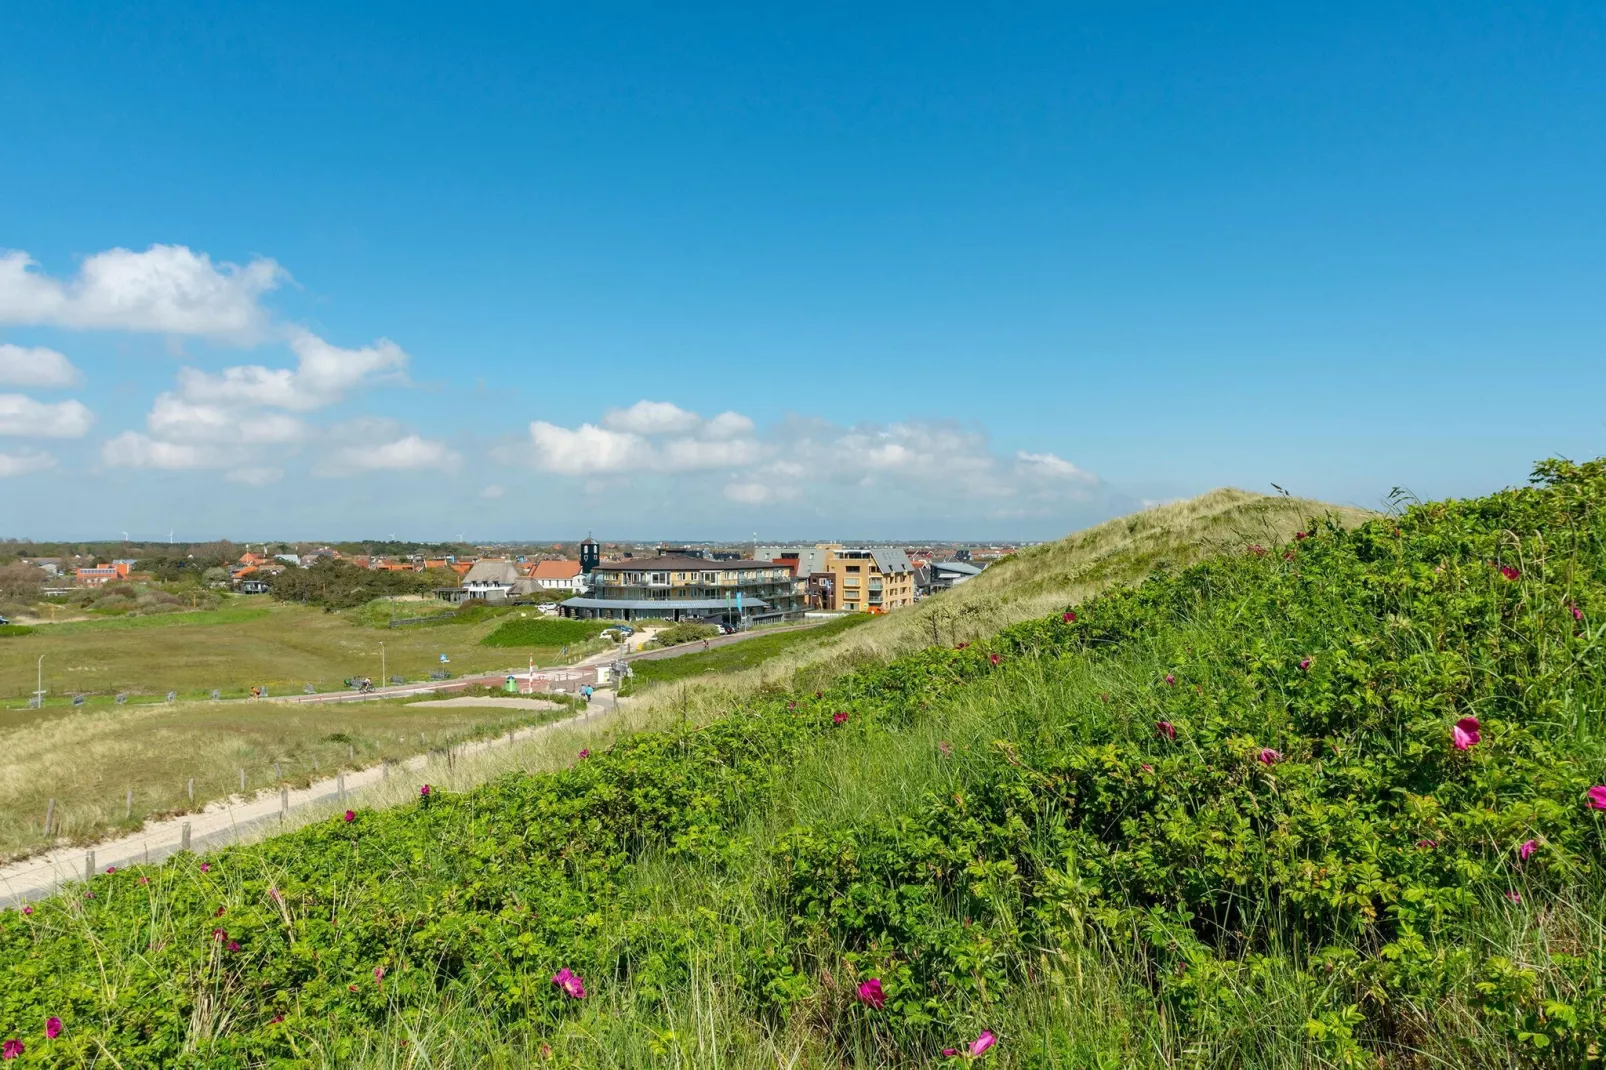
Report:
592,555,782,572
529,559,582,579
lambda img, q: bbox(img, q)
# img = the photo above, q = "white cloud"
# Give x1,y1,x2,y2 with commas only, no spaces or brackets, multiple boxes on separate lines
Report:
660,437,763,471
176,328,407,412
704,411,756,439
147,394,304,444
226,466,284,486
101,431,218,469
480,484,506,499
723,480,800,505
0,344,83,387
528,421,654,475
312,421,458,476
0,394,94,438
1016,451,1097,483
0,447,57,477
602,400,702,435
0,245,286,341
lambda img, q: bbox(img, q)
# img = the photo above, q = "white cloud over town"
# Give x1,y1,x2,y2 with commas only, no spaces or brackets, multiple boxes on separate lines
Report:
0,394,94,438
0,245,285,342
0,343,83,387
507,400,1114,524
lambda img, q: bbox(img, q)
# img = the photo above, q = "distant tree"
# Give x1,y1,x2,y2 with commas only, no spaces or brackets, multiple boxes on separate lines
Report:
0,563,46,601
201,567,230,586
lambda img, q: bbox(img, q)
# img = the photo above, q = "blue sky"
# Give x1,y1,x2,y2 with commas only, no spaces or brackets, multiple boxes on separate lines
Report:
1,2,1603,540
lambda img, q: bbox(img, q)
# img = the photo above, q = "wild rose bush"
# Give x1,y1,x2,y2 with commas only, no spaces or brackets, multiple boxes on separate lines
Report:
0,457,1603,1066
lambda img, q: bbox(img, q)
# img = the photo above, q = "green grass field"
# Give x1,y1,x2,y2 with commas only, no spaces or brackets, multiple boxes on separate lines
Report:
4,464,1603,1065
0,692,572,861
0,599,601,705
621,614,873,693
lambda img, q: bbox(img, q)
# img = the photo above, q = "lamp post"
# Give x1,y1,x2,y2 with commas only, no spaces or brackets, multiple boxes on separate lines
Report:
34,654,45,709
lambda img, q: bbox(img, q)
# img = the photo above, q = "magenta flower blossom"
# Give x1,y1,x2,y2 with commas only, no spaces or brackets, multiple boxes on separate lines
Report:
1155,721,1176,741
1294,531,1308,541
3,1039,23,1060
857,978,886,1008
1452,716,1481,751
45,1018,61,1040
105,866,116,874
988,653,1001,666
578,748,591,759
419,784,431,797
1587,785,1606,810
269,1014,285,1025
1499,564,1520,581
1570,605,1584,621
1164,673,1176,686
786,701,797,710
200,862,212,873
343,810,356,823
970,1030,997,1055
552,967,587,998
955,643,968,650
1417,839,1438,849
942,1049,958,1057
1257,748,1282,766
374,966,385,982
269,888,282,902
1519,839,1538,862
833,711,849,725
139,877,149,886
1248,544,1266,557
21,906,31,916
1062,611,1076,622
227,941,241,953
212,928,227,942
1298,657,1312,672
1505,890,1523,904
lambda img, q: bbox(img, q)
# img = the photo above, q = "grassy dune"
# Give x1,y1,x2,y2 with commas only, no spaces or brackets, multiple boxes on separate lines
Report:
0,694,572,861
627,488,1373,716
0,600,600,705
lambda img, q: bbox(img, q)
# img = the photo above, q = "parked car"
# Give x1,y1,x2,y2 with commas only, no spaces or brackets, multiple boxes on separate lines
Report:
0,615,9,626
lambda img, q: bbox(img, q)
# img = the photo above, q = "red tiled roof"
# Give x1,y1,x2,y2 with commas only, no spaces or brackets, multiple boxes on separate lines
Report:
530,560,582,580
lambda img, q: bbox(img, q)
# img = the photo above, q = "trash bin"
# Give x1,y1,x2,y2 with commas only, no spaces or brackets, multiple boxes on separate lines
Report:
504,675,518,694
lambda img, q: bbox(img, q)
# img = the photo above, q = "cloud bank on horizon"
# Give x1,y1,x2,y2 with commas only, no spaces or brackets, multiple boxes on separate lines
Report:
0,242,1123,538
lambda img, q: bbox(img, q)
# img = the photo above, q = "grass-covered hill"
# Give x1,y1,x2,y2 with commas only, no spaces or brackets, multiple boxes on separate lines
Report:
633,488,1374,709
4,461,1606,1067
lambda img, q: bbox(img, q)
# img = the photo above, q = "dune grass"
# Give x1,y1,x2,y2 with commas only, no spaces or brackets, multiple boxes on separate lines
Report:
622,613,874,693
0,600,597,705
8,467,1603,1066
0,694,574,861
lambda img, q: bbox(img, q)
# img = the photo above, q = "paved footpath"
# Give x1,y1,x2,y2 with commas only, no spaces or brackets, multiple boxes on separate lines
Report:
0,701,612,908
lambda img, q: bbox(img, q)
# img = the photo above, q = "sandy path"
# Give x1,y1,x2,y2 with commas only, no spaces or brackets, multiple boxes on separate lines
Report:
405,697,566,711
0,701,608,907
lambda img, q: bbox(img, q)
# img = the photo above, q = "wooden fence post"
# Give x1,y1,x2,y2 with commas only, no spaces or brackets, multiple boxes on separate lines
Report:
187,778,195,803
125,788,133,819
85,850,95,881
273,761,282,781
348,742,355,762
337,771,346,802
181,822,191,852
280,786,289,818
43,798,55,837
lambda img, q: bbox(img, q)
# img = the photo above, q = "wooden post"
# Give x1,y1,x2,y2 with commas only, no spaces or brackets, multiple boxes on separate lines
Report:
279,786,289,818
337,771,346,802
181,822,191,852
125,788,133,819
43,798,55,837
239,768,246,793
312,755,319,772
85,850,95,881
348,742,355,762
273,761,282,781
187,778,195,803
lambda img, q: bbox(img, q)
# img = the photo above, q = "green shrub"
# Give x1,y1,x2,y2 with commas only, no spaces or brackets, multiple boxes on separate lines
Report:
644,621,719,648
3,457,1606,1065
0,624,34,638
479,617,608,648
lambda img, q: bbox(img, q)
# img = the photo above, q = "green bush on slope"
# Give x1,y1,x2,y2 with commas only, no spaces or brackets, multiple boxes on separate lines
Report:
2,459,1605,1066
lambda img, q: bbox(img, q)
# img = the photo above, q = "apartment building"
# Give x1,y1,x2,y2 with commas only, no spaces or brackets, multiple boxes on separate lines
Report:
559,554,804,624
757,544,917,613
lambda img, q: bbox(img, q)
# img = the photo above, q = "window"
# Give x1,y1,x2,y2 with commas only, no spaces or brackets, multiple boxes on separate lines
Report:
843,577,860,587
846,565,861,573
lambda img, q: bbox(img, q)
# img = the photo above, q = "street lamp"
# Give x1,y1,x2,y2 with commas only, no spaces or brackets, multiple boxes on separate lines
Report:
34,654,45,709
